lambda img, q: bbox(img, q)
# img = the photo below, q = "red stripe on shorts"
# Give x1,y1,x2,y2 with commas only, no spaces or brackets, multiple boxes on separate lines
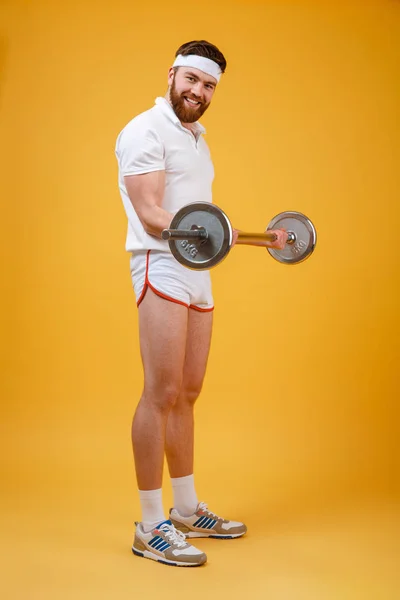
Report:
137,250,190,309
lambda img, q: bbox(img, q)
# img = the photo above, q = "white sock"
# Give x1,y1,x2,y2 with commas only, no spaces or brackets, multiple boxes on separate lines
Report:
171,474,199,517
139,488,166,533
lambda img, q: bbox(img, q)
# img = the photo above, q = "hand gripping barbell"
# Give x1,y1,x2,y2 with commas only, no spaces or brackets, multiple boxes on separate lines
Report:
161,202,317,270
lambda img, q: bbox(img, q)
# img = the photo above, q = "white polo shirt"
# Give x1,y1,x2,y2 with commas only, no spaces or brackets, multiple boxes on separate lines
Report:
115,97,215,252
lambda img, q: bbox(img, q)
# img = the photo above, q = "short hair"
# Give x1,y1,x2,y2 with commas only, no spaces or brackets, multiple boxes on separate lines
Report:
174,40,227,74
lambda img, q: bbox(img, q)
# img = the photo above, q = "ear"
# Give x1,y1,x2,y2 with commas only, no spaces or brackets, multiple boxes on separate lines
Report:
167,67,175,86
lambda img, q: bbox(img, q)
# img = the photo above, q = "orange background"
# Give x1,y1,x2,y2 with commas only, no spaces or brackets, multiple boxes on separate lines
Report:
1,0,399,598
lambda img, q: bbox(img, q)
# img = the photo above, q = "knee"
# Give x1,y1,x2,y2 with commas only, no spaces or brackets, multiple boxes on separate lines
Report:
179,383,203,407
144,381,181,413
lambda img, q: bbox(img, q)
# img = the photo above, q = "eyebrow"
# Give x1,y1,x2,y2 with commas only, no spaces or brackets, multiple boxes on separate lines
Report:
185,70,216,87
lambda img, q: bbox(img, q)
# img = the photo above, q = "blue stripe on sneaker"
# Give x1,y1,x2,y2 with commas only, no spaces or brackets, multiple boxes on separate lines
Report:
193,516,205,527
152,539,167,550
204,518,214,528
207,519,216,529
148,536,162,548
199,517,209,528
157,542,170,552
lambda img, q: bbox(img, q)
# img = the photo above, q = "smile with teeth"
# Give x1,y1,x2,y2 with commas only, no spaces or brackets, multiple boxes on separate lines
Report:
184,97,201,107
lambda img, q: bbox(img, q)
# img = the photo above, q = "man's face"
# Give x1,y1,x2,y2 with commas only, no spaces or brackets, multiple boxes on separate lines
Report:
168,67,217,123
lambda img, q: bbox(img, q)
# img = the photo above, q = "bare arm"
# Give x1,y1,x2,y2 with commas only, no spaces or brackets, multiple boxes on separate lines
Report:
124,170,172,238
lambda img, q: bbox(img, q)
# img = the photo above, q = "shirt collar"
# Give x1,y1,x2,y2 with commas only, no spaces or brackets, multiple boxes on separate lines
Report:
155,97,206,136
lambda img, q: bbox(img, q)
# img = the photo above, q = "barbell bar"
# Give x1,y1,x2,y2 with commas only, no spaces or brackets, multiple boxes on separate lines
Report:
163,228,297,245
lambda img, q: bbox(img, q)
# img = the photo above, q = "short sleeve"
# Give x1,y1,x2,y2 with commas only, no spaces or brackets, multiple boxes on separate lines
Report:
116,126,165,176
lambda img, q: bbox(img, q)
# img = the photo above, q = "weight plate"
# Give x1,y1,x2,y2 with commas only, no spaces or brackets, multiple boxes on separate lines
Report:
168,202,233,270
266,211,317,264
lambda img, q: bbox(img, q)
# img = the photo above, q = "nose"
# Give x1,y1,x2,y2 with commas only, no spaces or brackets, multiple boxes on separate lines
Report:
190,81,203,98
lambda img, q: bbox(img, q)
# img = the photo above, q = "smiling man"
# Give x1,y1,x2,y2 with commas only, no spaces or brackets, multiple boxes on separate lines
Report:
115,40,286,568
169,59,215,122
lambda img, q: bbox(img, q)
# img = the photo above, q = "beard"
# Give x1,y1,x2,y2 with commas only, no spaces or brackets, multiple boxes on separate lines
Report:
169,76,210,123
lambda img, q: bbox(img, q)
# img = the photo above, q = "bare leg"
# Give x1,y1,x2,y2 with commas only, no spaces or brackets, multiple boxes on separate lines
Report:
132,289,189,490
165,309,213,478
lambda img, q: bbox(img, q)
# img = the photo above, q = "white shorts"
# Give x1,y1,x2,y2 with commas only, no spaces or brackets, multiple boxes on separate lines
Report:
130,250,214,312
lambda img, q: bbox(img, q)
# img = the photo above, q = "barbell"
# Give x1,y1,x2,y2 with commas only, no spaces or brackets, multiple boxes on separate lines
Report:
161,202,317,270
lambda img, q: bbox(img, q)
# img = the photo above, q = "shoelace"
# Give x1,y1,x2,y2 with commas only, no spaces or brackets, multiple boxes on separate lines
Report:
159,523,187,548
198,501,220,520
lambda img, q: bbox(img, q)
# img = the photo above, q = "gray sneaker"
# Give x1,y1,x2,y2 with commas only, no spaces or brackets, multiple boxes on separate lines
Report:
132,519,207,567
170,502,247,539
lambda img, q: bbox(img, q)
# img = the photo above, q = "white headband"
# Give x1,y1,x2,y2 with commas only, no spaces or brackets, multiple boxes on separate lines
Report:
172,54,222,82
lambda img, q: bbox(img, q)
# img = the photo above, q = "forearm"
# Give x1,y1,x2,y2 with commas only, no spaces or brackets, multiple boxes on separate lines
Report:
139,204,174,239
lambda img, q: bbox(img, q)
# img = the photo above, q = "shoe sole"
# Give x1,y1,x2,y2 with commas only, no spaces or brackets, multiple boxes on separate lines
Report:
185,531,246,539
131,547,206,567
